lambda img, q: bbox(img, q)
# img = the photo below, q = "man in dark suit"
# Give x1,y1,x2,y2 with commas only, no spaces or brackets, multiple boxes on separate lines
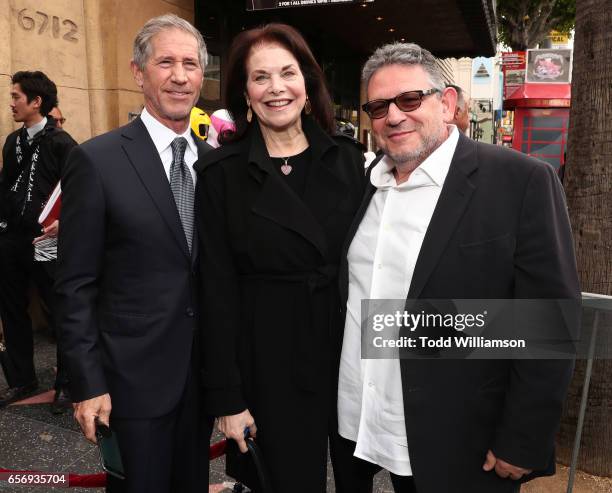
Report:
55,14,213,493
331,42,580,493
0,71,77,410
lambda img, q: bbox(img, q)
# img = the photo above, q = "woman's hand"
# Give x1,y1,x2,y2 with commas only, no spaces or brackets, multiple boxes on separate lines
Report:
218,409,257,453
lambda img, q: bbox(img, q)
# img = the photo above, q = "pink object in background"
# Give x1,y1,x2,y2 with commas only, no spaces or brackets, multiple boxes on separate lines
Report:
207,110,235,148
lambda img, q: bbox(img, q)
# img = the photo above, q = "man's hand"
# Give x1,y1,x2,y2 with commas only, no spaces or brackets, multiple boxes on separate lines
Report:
33,220,59,244
217,409,257,453
483,449,532,480
73,393,112,444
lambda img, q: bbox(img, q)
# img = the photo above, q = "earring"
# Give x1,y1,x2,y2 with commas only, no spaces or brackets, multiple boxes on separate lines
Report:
304,96,312,115
246,103,253,123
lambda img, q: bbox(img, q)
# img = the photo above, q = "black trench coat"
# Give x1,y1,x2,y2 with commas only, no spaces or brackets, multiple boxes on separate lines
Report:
195,116,365,492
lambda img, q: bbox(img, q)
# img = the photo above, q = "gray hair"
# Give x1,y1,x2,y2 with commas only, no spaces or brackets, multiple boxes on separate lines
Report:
362,42,446,93
133,14,208,71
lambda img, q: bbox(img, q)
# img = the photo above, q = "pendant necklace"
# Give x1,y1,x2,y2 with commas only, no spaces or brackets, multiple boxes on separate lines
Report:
280,157,293,176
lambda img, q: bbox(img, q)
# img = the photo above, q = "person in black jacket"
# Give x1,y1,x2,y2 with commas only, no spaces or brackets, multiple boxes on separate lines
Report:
196,23,365,493
0,71,76,409
332,42,579,493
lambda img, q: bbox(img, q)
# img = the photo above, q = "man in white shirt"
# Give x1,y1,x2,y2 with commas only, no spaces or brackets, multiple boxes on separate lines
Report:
55,15,213,493
332,42,579,493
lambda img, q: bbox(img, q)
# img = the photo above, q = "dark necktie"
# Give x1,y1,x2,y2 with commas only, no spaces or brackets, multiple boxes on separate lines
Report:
20,127,30,148
170,137,195,253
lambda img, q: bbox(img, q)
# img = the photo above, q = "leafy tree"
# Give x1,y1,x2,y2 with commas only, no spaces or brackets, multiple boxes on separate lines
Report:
497,0,575,50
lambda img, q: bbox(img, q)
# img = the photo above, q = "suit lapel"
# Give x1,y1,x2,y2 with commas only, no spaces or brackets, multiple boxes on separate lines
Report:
407,134,479,299
120,118,190,259
302,118,349,255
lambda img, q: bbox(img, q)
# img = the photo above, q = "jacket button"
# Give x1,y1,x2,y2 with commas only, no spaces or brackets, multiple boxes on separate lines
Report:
186,307,194,317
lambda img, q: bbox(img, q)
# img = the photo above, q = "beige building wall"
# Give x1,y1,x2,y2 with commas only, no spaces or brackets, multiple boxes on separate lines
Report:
0,0,194,163
454,58,473,100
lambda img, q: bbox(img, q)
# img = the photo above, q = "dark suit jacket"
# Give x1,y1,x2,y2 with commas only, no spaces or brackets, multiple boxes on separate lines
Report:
339,134,580,493
1,121,77,236
55,117,212,418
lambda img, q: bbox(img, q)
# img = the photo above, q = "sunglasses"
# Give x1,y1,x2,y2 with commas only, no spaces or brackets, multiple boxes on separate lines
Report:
362,89,440,119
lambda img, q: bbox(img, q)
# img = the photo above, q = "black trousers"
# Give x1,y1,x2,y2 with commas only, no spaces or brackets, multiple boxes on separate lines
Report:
0,231,67,388
330,431,417,493
106,367,213,493
330,431,523,493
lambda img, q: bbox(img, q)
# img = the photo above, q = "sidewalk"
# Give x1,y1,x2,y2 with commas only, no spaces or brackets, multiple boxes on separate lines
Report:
3,332,610,492
0,330,395,492
0,330,100,492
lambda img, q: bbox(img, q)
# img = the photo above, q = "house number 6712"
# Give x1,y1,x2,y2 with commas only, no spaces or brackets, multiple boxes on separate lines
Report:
17,9,78,42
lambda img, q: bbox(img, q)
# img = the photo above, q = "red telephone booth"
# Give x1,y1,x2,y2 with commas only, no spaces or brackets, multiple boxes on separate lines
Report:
504,83,571,173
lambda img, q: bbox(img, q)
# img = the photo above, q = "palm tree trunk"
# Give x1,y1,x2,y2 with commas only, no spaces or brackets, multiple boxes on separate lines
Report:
558,0,612,477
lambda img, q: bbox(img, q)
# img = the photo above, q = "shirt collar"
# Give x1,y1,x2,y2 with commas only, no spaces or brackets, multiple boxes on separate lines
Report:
140,107,197,157
26,117,47,140
370,124,459,189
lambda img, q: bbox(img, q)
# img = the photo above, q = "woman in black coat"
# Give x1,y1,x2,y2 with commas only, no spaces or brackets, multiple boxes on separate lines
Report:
195,23,365,492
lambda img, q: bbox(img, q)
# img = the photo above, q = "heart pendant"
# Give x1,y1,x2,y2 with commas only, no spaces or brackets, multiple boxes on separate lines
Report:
280,163,293,176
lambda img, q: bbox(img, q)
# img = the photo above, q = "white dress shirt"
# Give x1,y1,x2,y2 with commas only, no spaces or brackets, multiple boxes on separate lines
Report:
140,107,198,185
338,125,459,476
26,117,47,142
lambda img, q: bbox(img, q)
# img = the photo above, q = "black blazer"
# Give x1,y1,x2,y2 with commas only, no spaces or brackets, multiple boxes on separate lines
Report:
339,134,580,493
1,121,77,236
55,117,212,418
195,117,366,416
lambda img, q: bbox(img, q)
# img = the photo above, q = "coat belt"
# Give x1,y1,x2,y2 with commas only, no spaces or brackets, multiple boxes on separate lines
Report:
241,265,339,392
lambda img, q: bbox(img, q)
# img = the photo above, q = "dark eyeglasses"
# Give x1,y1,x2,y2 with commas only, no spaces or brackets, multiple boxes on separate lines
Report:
362,89,440,119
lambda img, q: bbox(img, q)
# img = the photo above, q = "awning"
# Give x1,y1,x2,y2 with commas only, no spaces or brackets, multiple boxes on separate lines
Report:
201,0,497,59
504,83,571,109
